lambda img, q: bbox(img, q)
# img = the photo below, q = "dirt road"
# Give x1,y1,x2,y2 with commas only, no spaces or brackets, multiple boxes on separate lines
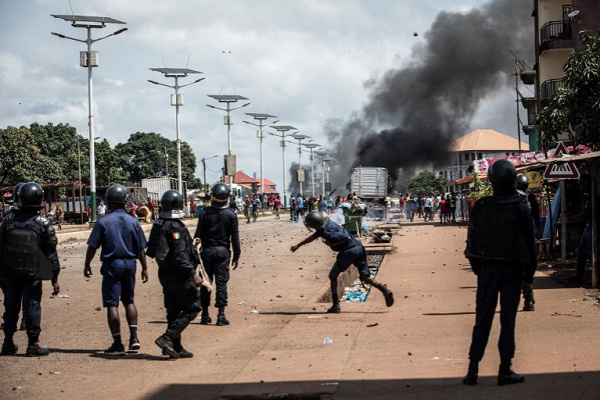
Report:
1,216,600,399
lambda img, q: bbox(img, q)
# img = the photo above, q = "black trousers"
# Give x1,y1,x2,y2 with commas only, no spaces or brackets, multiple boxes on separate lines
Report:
468,263,522,362
200,246,231,308
158,269,202,327
2,277,42,339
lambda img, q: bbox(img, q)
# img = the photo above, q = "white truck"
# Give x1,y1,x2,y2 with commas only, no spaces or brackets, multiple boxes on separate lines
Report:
350,167,388,200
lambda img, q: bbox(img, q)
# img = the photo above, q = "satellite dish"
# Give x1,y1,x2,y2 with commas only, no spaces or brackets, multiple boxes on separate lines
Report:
568,10,580,18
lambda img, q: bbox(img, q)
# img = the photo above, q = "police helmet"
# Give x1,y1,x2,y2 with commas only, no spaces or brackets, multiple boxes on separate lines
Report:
304,211,329,231
516,174,529,196
159,189,185,219
106,184,128,208
12,182,25,206
211,183,230,208
18,182,44,210
488,160,517,195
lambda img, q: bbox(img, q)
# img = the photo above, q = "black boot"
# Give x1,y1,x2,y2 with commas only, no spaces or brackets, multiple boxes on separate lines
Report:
216,307,230,326
463,360,478,385
173,338,194,358
155,335,178,359
156,311,198,358
26,336,49,357
1,338,18,356
497,361,525,386
200,308,212,325
375,283,394,307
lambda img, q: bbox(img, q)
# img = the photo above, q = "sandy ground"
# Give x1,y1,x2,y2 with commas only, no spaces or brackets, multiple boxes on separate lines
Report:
1,214,600,399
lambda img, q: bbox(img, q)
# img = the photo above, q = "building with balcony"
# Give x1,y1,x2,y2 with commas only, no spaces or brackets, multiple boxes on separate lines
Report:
524,0,600,149
439,129,529,193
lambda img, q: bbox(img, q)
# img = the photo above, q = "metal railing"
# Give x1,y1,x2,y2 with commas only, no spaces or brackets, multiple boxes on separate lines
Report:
540,78,564,103
541,20,572,43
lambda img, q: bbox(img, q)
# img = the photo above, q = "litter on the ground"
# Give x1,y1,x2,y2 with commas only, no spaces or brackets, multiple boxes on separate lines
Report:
323,337,333,345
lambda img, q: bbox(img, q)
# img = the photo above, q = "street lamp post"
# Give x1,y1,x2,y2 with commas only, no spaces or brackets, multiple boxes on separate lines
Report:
76,135,84,224
149,68,204,194
289,133,311,197
51,14,128,222
303,143,321,198
269,126,297,208
200,155,219,192
207,95,250,196
315,151,334,197
243,113,279,196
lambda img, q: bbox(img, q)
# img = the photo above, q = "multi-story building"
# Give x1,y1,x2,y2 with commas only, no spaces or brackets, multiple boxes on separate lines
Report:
440,129,529,193
522,0,600,149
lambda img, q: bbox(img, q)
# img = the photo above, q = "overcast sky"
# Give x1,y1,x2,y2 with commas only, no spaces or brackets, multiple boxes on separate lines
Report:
0,0,531,190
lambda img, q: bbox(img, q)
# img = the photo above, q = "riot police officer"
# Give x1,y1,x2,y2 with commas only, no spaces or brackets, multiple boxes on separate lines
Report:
291,211,394,313
463,160,536,385
194,183,240,326
516,174,536,311
0,182,61,357
84,184,148,355
147,190,202,359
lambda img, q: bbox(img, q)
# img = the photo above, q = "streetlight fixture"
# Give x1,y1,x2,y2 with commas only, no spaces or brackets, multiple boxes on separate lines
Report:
289,133,311,197
51,14,128,222
149,68,204,194
243,113,279,196
207,95,250,195
268,125,297,208
303,143,321,198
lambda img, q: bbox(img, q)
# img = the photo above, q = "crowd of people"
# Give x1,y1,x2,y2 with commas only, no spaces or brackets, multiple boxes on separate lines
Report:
397,192,469,224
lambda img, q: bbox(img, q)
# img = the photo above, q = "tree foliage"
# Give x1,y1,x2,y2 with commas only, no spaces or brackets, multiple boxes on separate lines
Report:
407,171,448,197
114,132,198,186
539,30,600,148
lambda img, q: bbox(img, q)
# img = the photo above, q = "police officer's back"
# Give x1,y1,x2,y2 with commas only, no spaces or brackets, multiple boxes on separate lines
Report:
147,190,201,359
0,182,60,357
463,160,536,386
194,183,240,326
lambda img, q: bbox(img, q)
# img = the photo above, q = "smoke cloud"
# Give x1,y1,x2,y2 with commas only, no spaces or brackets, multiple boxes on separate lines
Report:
327,0,533,187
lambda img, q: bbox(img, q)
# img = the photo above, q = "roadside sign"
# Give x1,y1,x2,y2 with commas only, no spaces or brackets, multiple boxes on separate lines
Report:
543,162,580,180
553,142,568,158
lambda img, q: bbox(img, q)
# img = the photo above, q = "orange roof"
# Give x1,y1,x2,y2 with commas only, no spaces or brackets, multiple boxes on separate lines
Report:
258,178,276,187
451,129,529,152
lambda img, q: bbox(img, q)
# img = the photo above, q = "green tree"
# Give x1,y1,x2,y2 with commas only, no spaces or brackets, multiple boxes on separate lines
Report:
538,30,600,148
114,132,198,185
0,126,63,186
407,171,447,197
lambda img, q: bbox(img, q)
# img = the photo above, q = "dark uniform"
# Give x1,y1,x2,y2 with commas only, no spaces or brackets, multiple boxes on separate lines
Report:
194,186,240,326
464,160,536,386
147,190,201,358
0,184,60,357
291,211,393,313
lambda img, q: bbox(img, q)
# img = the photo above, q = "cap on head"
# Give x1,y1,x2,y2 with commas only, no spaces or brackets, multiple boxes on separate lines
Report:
488,160,517,195
304,211,329,230
516,173,529,196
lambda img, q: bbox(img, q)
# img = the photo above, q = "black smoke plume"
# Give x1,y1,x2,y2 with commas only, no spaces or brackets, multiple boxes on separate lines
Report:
327,0,533,187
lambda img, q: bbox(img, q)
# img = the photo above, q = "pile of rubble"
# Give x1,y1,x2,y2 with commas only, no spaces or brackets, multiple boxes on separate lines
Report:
342,255,384,303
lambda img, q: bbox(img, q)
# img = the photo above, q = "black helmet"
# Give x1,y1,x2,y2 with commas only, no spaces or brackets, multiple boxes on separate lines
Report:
304,211,329,230
488,159,517,195
106,184,127,208
12,182,25,206
159,190,185,219
516,173,529,196
211,183,230,208
18,182,44,210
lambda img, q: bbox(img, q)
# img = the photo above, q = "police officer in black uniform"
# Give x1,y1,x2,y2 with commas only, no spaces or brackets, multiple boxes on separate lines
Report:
0,182,61,357
463,160,536,386
516,174,536,312
194,183,240,326
147,190,202,359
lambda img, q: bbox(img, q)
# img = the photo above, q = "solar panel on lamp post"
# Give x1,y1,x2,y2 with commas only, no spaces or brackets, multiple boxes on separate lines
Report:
289,133,311,197
148,68,204,198
51,14,127,222
303,143,321,197
207,95,250,197
268,126,297,208
243,114,279,196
